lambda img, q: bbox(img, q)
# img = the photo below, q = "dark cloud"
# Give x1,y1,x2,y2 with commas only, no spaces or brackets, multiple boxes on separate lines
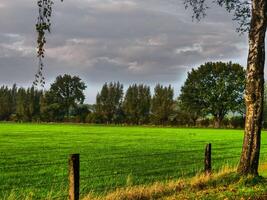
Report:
0,0,251,103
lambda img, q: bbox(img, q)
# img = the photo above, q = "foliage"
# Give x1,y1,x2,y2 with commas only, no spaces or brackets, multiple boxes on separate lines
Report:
45,74,86,120
0,65,247,126
184,0,251,33
73,104,91,123
95,82,124,124
0,85,43,122
123,84,151,125
0,85,15,121
179,62,245,128
151,84,175,125
230,116,245,129
34,0,63,86
16,87,43,122
0,75,87,122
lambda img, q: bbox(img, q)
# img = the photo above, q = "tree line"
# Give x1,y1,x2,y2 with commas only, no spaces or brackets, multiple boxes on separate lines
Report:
90,83,175,125
0,75,86,122
1,62,256,128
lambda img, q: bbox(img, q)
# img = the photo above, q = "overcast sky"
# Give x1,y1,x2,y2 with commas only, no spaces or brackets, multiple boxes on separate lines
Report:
0,0,254,103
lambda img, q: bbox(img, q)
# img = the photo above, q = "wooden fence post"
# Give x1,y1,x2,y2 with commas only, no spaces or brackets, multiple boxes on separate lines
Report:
69,154,80,200
204,143,211,175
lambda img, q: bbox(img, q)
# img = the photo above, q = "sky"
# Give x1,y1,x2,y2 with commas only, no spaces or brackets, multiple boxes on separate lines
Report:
0,0,253,103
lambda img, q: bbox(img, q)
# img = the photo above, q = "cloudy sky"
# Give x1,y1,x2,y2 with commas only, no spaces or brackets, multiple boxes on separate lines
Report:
0,0,251,103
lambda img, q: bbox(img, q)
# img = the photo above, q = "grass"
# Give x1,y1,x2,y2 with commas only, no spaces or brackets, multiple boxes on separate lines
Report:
1,123,267,199
83,166,267,200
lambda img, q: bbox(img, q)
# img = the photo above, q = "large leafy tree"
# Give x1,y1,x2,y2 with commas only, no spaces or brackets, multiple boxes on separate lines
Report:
184,0,266,175
179,62,245,128
46,74,86,120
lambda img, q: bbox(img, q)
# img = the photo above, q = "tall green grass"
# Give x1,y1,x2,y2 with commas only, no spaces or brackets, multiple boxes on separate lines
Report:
0,123,267,199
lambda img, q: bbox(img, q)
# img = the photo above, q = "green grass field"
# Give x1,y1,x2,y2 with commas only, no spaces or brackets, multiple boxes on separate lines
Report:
1,123,267,199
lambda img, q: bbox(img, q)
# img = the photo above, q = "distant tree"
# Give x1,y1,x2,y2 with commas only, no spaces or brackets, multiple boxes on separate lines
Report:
26,87,43,121
230,116,245,129
73,104,91,123
14,87,43,122
0,86,13,120
16,88,28,121
46,74,86,120
179,62,245,128
123,85,138,124
123,84,151,124
10,84,17,116
40,90,65,122
41,101,65,122
151,84,175,125
171,100,201,126
177,99,202,127
95,82,124,124
137,85,151,124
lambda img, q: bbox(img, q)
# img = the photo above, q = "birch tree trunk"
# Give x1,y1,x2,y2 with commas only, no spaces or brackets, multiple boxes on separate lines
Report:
238,0,267,175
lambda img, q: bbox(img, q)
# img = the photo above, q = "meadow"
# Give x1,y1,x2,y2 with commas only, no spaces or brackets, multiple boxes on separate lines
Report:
1,123,267,199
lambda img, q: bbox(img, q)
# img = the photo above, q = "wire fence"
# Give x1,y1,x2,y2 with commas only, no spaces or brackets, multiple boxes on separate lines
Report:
1,143,267,200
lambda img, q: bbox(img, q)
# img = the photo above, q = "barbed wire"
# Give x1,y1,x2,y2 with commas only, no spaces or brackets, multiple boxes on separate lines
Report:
80,161,202,181
0,178,67,192
3,140,266,156
79,149,204,164
2,148,267,171
0,154,198,171
1,173,68,185
0,160,67,170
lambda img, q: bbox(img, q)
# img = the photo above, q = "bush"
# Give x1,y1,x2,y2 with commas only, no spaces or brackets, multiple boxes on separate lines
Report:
198,118,210,127
229,116,244,128
221,118,229,128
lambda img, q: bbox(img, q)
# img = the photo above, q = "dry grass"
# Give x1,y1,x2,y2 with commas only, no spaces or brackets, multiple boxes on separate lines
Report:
83,180,185,200
259,162,267,172
82,166,238,200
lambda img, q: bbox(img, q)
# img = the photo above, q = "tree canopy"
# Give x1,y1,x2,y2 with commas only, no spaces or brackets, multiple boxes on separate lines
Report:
95,82,124,124
151,84,175,125
179,62,245,127
123,84,151,125
46,74,86,119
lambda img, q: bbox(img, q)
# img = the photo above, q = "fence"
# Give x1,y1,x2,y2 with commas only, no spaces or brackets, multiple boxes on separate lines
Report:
1,143,267,200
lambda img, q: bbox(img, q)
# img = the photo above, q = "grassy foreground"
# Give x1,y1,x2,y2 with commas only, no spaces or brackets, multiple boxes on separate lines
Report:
1,123,267,199
84,165,267,200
